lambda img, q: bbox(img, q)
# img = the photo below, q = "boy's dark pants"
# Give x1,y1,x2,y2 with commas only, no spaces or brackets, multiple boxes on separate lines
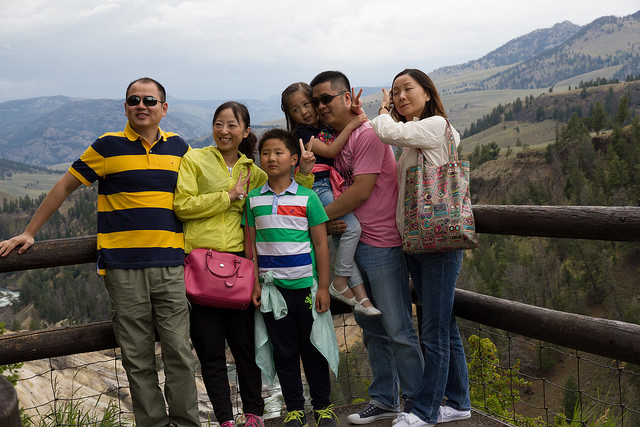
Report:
262,286,331,411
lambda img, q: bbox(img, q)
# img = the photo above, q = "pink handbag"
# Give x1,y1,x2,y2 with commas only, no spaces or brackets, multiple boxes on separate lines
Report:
184,249,254,309
184,167,254,309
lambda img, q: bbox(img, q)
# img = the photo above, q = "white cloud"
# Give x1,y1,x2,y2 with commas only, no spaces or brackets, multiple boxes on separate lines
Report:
0,0,638,102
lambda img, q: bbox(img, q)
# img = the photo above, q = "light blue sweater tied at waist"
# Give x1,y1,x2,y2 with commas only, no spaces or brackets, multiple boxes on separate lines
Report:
254,271,339,384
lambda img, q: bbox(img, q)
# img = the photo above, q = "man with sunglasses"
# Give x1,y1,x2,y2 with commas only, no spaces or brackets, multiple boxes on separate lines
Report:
309,71,424,425
0,77,200,426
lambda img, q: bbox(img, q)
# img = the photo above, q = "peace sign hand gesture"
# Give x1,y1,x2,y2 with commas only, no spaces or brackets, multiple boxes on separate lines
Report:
298,138,316,175
351,87,364,115
229,171,250,202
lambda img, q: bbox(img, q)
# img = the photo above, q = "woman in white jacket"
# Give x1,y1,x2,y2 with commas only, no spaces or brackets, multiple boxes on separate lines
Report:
370,69,471,427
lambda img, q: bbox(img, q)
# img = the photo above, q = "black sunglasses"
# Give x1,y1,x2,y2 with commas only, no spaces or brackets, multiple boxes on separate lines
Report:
126,95,161,107
311,91,347,107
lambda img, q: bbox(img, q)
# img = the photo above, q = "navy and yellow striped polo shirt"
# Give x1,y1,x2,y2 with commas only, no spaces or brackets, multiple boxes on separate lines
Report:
69,122,189,275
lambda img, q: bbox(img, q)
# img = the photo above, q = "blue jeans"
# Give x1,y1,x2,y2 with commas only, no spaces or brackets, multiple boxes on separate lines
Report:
314,177,364,287
406,251,471,424
354,243,424,410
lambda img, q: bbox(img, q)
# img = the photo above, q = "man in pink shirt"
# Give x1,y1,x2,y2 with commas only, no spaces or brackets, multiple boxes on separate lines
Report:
310,71,424,424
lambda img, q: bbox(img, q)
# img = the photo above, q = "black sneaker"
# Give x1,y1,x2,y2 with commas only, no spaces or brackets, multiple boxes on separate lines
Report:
314,405,338,427
283,410,308,427
347,403,398,424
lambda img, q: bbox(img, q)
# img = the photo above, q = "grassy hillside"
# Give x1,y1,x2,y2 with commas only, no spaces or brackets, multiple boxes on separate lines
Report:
462,79,640,144
0,158,62,201
461,120,558,156
455,79,640,208
443,88,546,132
567,14,640,56
356,87,545,132
0,172,62,201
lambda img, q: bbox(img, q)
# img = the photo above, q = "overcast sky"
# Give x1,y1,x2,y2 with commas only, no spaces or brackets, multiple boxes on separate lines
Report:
1,1,638,103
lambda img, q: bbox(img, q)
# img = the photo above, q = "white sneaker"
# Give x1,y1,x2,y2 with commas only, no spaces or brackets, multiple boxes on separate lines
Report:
393,413,434,427
437,406,471,423
391,413,406,425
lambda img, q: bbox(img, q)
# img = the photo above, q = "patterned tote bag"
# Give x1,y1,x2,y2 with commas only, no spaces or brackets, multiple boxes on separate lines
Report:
402,120,478,253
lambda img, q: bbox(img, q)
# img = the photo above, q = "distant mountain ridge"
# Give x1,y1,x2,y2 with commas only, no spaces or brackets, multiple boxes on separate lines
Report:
483,13,640,90
431,11,640,94
1,10,638,168
0,97,278,167
440,21,582,72
484,21,581,67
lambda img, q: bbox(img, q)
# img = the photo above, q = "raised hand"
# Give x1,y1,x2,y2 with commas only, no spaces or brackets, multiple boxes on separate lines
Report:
298,138,316,175
380,88,392,114
351,87,364,115
229,171,250,202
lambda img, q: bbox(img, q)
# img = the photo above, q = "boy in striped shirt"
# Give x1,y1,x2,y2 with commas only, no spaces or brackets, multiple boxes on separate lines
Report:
245,129,337,427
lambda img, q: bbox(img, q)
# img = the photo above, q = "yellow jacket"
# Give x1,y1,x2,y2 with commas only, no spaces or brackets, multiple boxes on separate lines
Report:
174,146,313,254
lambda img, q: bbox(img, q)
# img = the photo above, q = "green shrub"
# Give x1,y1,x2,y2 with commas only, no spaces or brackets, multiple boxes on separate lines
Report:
467,335,540,424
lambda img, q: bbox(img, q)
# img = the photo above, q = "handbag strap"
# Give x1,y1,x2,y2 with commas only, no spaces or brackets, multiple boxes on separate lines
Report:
243,165,253,260
444,118,458,163
415,118,458,165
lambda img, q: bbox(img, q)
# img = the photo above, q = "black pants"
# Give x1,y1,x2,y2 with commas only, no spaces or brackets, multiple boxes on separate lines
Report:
262,286,331,411
190,303,264,422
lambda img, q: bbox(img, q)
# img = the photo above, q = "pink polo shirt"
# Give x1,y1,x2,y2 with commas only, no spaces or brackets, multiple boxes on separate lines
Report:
333,121,402,247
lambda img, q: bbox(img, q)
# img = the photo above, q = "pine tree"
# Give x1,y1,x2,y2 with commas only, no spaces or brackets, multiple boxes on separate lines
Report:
590,102,608,135
615,93,630,126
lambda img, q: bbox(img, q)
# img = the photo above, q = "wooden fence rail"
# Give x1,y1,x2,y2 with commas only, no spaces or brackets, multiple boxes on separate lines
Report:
2,288,640,366
2,205,640,274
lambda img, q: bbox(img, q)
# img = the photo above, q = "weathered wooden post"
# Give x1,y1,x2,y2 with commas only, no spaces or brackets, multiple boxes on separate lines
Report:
0,375,20,427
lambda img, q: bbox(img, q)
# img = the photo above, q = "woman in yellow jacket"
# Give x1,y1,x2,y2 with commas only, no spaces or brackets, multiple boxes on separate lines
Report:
174,101,265,427
174,101,314,427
